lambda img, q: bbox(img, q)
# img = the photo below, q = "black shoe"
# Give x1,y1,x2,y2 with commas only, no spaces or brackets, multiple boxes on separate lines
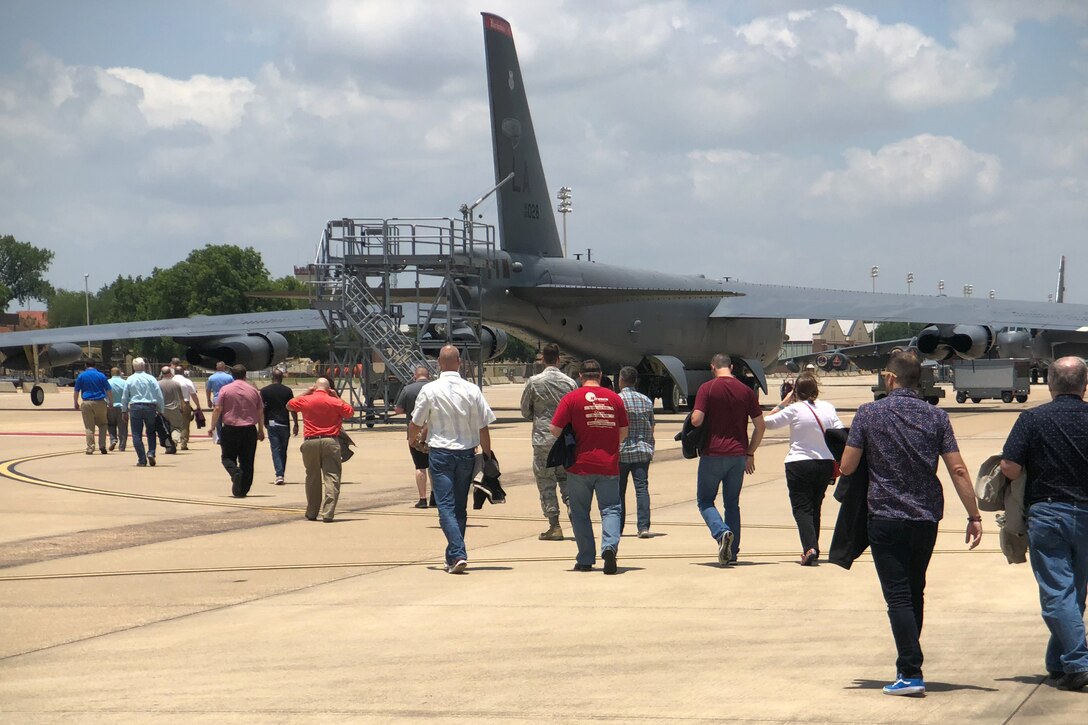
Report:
147,456,156,466
1058,670,1088,691
1048,670,1064,682
100,448,108,455
136,461,147,467
573,564,593,572
305,514,317,521
428,492,437,507
414,498,428,509
602,548,617,575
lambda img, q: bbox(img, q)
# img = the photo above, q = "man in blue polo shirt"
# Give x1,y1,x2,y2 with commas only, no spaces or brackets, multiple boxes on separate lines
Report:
1001,356,1088,692
73,360,113,455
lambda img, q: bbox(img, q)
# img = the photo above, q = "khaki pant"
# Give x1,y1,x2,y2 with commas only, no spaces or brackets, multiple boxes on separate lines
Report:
178,402,194,449
161,407,186,448
81,400,108,452
532,444,568,518
302,437,343,521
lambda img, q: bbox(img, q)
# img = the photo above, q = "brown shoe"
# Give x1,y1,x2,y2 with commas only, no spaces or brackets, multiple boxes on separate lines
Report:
538,523,564,541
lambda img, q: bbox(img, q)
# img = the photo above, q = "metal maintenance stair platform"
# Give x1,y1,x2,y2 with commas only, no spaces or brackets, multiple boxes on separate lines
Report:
306,217,498,426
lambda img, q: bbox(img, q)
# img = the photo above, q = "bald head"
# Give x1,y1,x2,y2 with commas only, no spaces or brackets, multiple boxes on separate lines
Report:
438,345,461,372
1048,356,1088,398
216,361,227,372
315,377,332,391
160,366,173,378
132,358,146,372
272,369,284,383
414,365,431,381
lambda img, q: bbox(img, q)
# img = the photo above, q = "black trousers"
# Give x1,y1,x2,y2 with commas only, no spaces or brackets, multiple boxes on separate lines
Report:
221,425,258,497
785,459,834,554
868,517,938,679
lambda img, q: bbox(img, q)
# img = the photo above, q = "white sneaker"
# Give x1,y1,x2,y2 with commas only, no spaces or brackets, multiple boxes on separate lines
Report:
449,559,468,574
637,530,652,539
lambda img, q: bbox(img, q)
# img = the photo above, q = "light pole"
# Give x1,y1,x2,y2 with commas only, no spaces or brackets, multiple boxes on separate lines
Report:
556,186,572,258
906,272,914,294
963,284,973,297
870,265,879,293
83,273,91,357
938,279,945,296
989,289,995,300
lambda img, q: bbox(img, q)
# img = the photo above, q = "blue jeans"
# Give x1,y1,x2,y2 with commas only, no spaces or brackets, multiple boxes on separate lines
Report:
429,448,475,566
1027,501,1088,674
696,455,746,559
566,473,622,567
619,460,651,533
128,404,158,464
267,424,290,478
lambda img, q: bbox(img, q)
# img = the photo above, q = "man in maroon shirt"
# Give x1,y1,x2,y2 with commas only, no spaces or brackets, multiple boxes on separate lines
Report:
208,365,265,498
550,359,629,574
691,354,765,566
288,378,354,522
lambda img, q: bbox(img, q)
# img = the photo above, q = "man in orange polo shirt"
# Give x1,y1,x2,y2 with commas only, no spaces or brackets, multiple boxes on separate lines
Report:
288,377,354,522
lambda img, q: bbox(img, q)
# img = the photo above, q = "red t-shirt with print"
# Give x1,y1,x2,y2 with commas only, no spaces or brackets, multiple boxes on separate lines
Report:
552,385,629,476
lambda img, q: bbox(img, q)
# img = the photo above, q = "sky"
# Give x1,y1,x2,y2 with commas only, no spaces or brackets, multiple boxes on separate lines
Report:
2,0,1087,319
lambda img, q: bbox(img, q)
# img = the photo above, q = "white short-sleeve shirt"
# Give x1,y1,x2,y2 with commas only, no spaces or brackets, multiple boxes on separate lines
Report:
411,371,497,450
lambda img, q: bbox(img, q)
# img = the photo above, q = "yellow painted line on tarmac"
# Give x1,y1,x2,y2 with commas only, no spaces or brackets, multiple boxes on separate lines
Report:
1,451,998,541
0,548,1002,583
0,449,303,514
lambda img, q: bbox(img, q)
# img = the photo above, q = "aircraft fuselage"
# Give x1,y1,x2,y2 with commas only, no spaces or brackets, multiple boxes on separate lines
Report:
479,253,785,371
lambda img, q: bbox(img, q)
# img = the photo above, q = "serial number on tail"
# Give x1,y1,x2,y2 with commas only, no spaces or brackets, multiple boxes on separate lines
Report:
523,203,540,220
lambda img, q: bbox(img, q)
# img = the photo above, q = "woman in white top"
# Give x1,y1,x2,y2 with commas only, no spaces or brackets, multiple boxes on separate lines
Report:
763,374,844,565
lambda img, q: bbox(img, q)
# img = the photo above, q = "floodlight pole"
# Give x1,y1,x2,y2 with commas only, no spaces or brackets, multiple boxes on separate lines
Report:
83,273,91,357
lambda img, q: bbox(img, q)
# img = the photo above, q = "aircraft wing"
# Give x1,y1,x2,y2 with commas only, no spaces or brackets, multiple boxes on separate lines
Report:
513,286,738,307
0,309,326,347
712,282,1088,332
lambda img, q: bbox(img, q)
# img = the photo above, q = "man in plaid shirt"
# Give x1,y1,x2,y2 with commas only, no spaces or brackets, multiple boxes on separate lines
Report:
618,366,655,537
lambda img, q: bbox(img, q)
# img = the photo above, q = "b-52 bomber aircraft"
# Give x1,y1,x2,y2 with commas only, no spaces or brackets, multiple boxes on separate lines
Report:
4,12,1088,411
462,12,1088,409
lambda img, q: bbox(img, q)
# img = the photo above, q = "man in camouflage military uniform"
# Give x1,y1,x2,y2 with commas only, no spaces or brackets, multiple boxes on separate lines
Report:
520,343,577,540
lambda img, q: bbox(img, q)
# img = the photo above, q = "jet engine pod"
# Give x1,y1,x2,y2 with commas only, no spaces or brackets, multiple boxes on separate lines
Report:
947,325,995,359
816,352,850,372
181,332,288,370
916,325,958,361
478,325,508,360
0,341,84,371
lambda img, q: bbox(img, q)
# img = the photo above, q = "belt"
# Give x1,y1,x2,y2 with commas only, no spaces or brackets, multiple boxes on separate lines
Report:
305,435,338,440
130,402,157,406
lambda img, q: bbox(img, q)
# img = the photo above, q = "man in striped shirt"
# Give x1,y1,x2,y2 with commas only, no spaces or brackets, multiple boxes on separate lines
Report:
618,366,655,537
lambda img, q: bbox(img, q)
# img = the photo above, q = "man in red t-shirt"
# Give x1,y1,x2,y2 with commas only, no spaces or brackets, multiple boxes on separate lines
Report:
288,378,354,522
691,354,765,566
550,359,629,574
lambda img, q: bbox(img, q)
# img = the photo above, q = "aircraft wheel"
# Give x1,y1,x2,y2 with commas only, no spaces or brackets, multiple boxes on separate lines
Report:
1015,394,1028,403
955,391,967,404
971,397,982,404
30,385,45,406
1001,391,1014,404
925,396,939,405
874,393,886,401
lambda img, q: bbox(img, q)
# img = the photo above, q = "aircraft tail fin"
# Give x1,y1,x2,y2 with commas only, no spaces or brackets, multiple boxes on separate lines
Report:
1056,255,1066,303
481,13,564,258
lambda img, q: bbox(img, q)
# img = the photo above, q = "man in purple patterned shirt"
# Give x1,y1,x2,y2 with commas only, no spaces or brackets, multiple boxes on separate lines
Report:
840,350,982,697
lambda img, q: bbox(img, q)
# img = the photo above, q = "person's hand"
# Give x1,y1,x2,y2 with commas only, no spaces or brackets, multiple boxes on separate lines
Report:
292,423,299,437
257,430,265,443
745,454,756,475
782,389,795,404
966,520,983,550
74,403,80,411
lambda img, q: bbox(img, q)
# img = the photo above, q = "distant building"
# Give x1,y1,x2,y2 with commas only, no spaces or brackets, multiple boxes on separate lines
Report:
0,310,48,334
812,319,871,353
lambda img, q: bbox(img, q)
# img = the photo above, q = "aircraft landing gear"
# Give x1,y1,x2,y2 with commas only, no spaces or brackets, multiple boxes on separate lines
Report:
30,384,45,407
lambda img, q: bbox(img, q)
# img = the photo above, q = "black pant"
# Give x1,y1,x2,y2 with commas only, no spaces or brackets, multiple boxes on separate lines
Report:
221,425,258,497
785,460,834,554
868,517,938,679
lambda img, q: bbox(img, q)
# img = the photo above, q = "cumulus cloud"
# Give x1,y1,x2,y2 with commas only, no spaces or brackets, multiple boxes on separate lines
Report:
810,135,1001,210
104,68,256,133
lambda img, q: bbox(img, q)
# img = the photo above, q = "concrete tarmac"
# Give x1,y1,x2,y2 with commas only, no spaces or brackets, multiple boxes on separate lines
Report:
0,378,1083,723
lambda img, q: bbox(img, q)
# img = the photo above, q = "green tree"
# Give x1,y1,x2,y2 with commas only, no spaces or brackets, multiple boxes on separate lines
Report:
873,321,929,343
0,234,55,307
499,333,536,362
